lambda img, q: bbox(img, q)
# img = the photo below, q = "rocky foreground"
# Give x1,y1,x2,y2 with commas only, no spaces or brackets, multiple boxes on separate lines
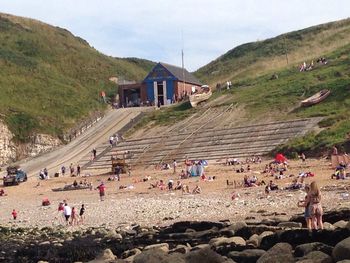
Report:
2,208,350,262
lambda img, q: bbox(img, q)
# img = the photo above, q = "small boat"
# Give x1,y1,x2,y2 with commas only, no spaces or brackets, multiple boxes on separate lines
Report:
301,89,330,107
52,185,90,192
189,85,212,107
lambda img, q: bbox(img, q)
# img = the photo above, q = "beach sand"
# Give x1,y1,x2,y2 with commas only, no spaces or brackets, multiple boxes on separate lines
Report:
1,158,349,229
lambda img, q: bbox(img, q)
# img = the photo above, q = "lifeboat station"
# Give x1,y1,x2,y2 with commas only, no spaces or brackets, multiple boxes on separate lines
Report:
118,62,202,107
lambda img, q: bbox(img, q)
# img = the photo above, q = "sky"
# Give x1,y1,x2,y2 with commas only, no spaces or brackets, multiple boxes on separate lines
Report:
1,0,350,71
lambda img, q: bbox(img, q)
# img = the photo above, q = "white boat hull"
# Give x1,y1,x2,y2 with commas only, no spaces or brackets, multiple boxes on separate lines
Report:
189,91,212,107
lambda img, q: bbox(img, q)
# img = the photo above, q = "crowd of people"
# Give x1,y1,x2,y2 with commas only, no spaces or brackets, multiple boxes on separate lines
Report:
299,57,328,72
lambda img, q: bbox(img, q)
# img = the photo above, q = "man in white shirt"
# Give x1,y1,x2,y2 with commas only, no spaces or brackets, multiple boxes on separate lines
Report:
63,203,72,225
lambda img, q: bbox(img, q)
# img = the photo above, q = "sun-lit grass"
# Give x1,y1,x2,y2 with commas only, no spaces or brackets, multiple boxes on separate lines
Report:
0,13,154,141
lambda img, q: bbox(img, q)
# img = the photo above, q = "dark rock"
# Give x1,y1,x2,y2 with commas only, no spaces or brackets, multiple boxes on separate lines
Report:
219,228,235,237
169,245,190,254
294,242,333,257
334,220,348,229
301,251,332,263
235,225,280,240
228,249,266,263
185,247,235,263
291,208,350,224
261,228,350,250
168,221,226,233
257,242,294,263
133,249,185,263
277,222,302,228
121,248,141,259
333,236,350,262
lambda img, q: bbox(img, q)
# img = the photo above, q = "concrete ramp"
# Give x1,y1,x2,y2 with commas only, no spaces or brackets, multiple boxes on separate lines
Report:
87,116,322,169
19,108,146,177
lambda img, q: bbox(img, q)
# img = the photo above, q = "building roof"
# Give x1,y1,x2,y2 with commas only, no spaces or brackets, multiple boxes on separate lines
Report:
159,62,202,86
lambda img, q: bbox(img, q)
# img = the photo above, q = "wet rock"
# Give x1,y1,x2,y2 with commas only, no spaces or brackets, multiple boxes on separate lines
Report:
143,243,169,253
191,244,210,251
121,248,142,259
301,251,332,263
333,236,350,261
334,220,348,229
277,222,302,228
257,242,294,263
323,222,335,230
247,234,259,247
228,221,247,232
133,249,185,263
169,244,190,254
294,242,333,257
168,221,226,233
228,249,266,263
185,247,235,263
89,249,117,262
209,236,246,247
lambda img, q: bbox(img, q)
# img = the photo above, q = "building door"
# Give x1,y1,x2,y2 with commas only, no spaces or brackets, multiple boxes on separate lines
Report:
157,81,164,106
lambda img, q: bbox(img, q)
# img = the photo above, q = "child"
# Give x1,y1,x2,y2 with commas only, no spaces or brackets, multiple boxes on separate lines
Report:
71,207,78,226
297,185,312,230
12,209,17,220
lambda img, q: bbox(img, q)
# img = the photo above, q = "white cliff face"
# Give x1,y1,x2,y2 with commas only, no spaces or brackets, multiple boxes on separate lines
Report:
25,134,61,157
0,120,62,166
0,120,17,166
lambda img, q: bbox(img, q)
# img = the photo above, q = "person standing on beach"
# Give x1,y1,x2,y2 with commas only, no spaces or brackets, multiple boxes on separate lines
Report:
63,203,72,225
97,182,106,201
79,204,85,225
173,159,177,174
307,181,323,230
69,163,74,176
298,185,311,230
12,209,17,220
92,148,97,160
61,166,66,176
77,164,81,176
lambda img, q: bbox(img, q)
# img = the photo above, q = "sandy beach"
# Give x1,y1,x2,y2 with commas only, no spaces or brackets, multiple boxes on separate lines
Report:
1,158,349,229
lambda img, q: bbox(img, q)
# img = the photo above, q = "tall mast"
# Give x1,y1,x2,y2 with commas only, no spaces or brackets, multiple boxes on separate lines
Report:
181,30,185,97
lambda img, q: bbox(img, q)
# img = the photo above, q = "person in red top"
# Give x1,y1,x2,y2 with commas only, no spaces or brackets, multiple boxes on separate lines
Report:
12,209,17,220
97,182,106,201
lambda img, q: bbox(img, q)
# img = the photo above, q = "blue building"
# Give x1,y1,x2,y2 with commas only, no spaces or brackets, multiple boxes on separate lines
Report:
119,62,202,107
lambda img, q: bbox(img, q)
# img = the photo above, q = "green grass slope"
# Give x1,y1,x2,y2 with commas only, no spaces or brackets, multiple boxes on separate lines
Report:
0,13,154,142
136,37,350,156
195,18,350,86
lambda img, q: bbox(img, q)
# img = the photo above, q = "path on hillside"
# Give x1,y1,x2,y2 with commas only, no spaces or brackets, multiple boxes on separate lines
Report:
13,108,146,178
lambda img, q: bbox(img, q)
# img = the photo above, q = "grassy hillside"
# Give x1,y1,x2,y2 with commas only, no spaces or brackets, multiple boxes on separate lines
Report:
0,13,154,142
195,18,350,86
135,32,350,156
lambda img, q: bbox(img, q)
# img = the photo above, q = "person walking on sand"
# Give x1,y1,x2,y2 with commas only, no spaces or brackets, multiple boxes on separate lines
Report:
307,181,324,230
70,207,78,226
97,182,106,201
92,148,97,160
63,203,72,225
79,204,85,225
12,209,17,220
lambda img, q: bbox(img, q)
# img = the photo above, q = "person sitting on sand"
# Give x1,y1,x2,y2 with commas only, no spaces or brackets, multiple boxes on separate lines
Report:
149,181,159,189
0,189,5,196
73,180,78,187
168,179,174,190
192,185,201,194
268,180,279,191
285,178,303,190
175,181,182,190
159,180,165,190
182,184,190,194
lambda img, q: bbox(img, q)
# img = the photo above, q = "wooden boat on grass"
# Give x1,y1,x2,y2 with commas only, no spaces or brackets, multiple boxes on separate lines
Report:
301,89,330,107
189,85,212,107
